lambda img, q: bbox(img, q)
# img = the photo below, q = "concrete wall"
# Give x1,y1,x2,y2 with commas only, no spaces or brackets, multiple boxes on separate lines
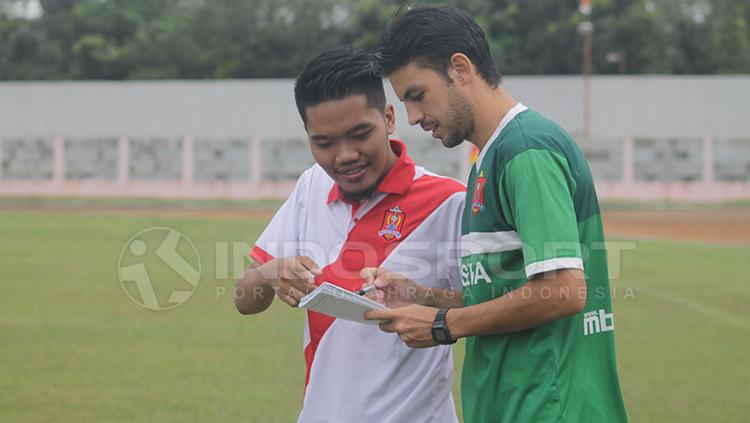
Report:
2,76,750,139
1,77,749,200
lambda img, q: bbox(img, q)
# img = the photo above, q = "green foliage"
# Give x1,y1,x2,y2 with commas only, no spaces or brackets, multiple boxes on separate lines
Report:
471,0,583,74
711,0,750,73
341,0,402,51
0,0,748,79
592,0,668,73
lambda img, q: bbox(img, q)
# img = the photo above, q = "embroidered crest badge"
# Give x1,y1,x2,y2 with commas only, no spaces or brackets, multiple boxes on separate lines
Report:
378,206,405,240
471,170,487,215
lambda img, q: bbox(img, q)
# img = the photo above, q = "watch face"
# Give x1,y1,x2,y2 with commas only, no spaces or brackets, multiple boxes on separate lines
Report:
433,328,447,343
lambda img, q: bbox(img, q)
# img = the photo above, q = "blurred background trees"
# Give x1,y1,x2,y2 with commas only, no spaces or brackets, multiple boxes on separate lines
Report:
0,0,748,80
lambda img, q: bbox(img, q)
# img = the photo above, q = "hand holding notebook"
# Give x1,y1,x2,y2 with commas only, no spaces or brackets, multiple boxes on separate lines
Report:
298,282,389,325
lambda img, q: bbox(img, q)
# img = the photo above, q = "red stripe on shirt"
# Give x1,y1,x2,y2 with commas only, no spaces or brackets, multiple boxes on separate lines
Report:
303,173,464,390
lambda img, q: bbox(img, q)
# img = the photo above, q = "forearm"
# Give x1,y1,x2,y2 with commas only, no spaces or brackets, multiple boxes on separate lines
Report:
447,269,586,339
234,267,275,315
418,286,464,309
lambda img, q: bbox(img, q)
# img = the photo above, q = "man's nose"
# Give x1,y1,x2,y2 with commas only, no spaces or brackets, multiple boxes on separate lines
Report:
336,142,360,164
405,102,424,127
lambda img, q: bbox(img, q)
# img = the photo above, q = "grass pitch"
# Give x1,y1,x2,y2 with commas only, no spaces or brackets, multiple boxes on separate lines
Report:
0,210,747,422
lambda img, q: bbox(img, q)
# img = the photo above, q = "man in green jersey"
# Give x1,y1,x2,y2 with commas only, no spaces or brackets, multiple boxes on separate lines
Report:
363,6,628,422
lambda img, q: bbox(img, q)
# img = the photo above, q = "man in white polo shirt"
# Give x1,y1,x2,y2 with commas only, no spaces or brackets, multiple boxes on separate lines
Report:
233,47,465,422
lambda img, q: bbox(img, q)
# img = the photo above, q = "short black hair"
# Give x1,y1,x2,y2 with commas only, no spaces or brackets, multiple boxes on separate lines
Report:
374,6,501,87
294,47,386,125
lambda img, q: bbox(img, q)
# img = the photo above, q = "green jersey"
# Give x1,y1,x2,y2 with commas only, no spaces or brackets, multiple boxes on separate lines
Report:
460,105,628,423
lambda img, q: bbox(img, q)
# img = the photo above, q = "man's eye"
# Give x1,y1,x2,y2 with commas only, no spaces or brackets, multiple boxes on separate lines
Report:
315,142,331,148
353,131,372,141
413,92,425,102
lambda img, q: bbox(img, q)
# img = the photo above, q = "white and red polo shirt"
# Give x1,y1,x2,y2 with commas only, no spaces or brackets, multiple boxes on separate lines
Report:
250,139,465,423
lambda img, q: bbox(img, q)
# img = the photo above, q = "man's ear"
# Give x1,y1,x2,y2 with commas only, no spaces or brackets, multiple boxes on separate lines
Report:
447,53,474,86
384,103,396,135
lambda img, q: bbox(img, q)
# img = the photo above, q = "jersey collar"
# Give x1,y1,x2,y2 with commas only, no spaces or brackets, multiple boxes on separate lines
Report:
475,102,528,171
327,139,415,205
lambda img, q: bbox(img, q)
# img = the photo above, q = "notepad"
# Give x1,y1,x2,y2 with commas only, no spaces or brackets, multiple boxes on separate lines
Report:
298,282,389,325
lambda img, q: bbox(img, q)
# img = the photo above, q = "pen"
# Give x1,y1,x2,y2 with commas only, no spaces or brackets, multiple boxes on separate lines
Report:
355,284,376,296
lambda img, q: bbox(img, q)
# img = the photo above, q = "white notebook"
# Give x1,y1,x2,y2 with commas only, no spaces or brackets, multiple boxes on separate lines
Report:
299,282,389,325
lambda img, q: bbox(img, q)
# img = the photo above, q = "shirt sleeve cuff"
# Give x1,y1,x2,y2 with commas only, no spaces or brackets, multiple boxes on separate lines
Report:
525,257,584,279
249,245,274,265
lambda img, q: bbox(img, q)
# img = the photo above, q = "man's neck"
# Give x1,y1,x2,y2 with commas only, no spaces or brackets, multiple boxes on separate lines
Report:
342,189,374,203
469,86,517,151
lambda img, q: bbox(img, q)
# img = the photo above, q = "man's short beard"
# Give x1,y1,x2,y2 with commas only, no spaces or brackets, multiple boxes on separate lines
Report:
442,90,474,148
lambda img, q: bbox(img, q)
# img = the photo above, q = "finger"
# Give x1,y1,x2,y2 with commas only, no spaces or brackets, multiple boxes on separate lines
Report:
364,309,390,321
285,287,306,302
302,281,318,294
281,272,316,295
286,263,316,283
360,267,378,283
373,272,393,289
256,259,281,281
279,287,300,304
364,289,381,302
277,290,299,307
281,257,317,282
379,321,397,333
286,277,317,295
399,334,427,349
297,256,323,276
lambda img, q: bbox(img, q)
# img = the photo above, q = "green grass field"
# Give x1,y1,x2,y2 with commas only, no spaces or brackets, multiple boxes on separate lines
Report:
1,210,748,422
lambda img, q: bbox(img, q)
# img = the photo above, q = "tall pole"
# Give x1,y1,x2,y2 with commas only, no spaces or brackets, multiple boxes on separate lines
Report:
579,0,593,140
583,25,591,139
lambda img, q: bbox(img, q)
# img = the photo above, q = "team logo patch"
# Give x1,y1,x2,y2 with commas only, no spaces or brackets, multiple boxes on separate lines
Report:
378,206,405,241
471,170,487,215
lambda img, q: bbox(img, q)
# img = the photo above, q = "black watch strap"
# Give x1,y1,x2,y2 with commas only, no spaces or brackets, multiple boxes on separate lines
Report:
432,308,456,345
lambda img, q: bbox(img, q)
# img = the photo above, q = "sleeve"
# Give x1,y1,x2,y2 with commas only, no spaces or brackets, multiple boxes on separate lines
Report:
498,149,583,279
249,174,307,265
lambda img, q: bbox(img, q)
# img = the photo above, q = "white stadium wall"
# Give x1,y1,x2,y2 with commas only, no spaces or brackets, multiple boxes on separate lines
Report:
0,76,749,201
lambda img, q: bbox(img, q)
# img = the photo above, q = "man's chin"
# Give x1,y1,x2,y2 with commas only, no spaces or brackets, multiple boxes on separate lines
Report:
339,181,377,201
440,136,464,149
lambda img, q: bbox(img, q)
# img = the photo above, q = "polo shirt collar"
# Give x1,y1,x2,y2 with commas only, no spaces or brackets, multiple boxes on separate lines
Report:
327,139,415,205
475,102,527,171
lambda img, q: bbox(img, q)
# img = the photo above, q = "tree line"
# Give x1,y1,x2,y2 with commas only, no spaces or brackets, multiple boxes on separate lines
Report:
0,0,748,80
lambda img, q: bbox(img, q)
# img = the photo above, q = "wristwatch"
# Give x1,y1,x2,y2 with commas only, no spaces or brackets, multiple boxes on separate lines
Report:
431,308,456,345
